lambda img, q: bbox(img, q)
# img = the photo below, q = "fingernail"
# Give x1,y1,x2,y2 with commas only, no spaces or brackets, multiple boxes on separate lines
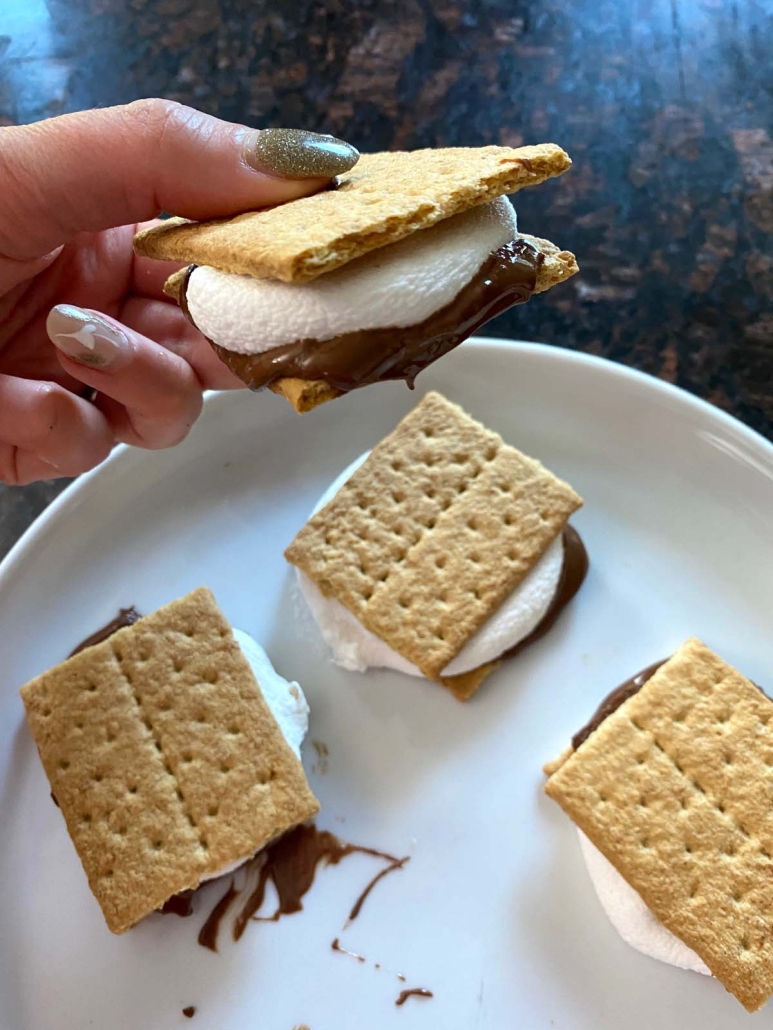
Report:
46,305,127,369
243,128,359,179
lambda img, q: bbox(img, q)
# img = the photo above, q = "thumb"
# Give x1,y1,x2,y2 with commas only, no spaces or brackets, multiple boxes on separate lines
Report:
0,100,358,262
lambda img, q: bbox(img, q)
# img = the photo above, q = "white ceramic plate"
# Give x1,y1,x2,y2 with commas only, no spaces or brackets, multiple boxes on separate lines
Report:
1,340,772,1030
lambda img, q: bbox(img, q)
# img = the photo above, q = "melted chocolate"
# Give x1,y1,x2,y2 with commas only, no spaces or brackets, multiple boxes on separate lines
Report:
331,937,366,962
69,607,142,656
181,239,542,393
161,890,194,917
497,525,588,665
230,823,401,943
182,1006,196,1018
198,881,240,952
396,988,434,1006
571,660,668,750
348,856,408,922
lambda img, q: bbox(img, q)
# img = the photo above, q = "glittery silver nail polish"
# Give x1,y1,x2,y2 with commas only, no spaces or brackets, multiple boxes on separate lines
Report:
244,128,359,179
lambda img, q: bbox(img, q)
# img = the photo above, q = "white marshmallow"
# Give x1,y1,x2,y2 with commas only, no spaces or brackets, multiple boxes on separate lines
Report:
185,197,518,355
578,830,710,975
297,452,563,678
198,630,310,884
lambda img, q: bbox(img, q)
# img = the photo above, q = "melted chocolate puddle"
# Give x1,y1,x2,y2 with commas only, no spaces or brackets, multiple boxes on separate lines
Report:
69,607,141,656
396,988,434,1006
181,239,542,394
228,824,406,945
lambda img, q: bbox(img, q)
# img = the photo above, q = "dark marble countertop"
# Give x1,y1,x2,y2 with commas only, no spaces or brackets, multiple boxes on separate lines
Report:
0,0,771,557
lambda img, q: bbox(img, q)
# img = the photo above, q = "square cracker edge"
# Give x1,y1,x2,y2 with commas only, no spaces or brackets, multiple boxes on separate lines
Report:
20,586,318,933
545,638,773,1012
136,143,571,283
286,391,582,681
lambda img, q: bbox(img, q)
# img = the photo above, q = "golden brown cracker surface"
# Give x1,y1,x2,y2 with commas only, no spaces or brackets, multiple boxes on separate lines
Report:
20,587,318,934
136,144,571,283
545,638,773,1012
286,392,581,687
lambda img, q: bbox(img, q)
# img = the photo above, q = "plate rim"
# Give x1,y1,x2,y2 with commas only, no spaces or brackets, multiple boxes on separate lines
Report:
1,336,771,593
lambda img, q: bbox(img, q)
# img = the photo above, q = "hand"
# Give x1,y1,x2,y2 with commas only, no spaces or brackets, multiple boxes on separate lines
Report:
0,101,350,485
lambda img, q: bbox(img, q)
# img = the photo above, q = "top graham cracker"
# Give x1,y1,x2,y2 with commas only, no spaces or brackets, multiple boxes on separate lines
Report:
134,143,571,283
20,587,318,934
545,638,773,1012
285,392,582,681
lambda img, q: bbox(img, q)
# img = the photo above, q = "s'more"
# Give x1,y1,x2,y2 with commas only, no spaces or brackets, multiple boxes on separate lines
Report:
285,391,587,700
545,639,773,1012
20,587,318,934
134,144,578,413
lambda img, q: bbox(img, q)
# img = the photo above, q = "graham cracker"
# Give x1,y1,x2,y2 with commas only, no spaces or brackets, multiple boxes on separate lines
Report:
545,638,773,1012
286,392,582,690
20,587,318,934
135,144,571,284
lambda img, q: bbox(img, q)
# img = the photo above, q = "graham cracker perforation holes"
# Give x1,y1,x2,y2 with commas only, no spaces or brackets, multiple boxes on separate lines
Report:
112,646,205,848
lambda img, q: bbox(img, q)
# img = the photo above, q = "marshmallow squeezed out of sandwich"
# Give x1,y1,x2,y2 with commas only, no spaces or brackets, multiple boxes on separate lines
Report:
185,197,519,356
578,830,710,975
199,630,310,883
297,452,564,678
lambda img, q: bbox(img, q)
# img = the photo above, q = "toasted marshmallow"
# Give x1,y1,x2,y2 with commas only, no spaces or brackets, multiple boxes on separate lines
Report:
185,197,518,356
578,830,710,975
297,452,564,678
199,631,310,884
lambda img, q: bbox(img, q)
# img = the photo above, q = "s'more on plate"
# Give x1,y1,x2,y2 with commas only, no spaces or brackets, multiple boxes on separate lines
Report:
20,587,318,934
285,391,587,700
545,638,773,1012
134,144,578,413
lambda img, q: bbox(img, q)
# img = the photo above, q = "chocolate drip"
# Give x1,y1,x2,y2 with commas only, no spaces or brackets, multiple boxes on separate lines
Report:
395,988,434,1006
497,525,588,665
69,607,141,656
197,880,240,952
348,855,408,922
331,937,366,962
230,823,401,943
571,660,668,750
182,239,542,394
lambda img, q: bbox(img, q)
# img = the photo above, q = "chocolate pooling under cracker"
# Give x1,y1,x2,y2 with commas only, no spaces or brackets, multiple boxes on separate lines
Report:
495,525,588,668
180,239,542,394
69,606,141,656
571,658,770,752
571,659,668,751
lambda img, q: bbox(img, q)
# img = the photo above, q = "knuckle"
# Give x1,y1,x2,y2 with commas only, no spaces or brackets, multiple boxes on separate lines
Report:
122,98,193,148
0,446,22,486
27,383,66,449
